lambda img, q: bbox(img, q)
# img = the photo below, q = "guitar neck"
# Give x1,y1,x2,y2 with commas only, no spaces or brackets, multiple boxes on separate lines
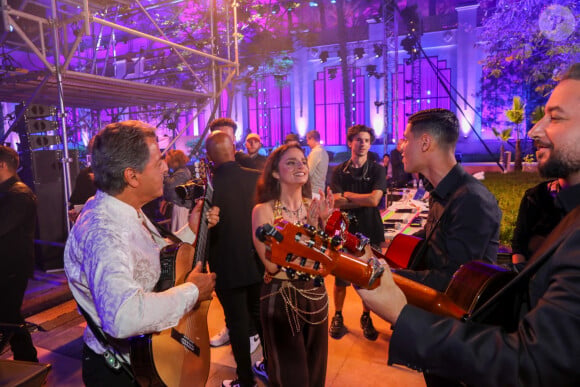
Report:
391,272,466,319
193,173,213,269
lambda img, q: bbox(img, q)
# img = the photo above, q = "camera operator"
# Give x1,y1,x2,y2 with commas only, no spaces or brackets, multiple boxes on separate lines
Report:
163,150,192,232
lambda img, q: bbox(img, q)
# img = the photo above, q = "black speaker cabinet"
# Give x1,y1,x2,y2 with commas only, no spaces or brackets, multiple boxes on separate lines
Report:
18,150,79,271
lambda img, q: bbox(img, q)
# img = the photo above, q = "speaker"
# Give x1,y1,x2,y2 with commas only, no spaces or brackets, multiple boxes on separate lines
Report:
18,150,79,271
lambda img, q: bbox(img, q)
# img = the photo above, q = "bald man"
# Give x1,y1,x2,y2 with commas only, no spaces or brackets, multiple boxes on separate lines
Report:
206,131,264,387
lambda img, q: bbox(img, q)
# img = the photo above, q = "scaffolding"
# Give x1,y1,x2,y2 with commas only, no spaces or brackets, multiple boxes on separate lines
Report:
0,0,239,232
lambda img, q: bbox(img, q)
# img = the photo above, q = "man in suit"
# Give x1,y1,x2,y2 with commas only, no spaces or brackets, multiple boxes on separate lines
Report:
356,63,580,385
206,131,264,387
0,145,38,362
209,118,256,169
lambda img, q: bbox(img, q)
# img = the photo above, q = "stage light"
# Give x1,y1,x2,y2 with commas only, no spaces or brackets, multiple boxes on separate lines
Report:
401,35,417,55
354,47,365,60
309,1,319,7
373,44,383,58
328,68,337,80
320,51,329,63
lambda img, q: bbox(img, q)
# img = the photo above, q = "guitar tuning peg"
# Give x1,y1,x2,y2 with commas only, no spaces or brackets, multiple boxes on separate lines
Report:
331,235,342,248
313,276,324,287
317,230,328,238
298,273,310,281
286,268,296,279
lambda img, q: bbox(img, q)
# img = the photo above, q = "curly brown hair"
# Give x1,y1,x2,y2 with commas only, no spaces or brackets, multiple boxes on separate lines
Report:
166,149,189,168
255,144,312,204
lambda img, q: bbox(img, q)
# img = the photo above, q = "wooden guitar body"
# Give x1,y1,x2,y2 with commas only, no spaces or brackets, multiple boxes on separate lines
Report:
384,233,423,269
446,261,516,315
131,243,211,387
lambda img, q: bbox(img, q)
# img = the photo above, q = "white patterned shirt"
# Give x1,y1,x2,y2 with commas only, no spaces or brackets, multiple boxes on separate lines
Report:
64,190,199,358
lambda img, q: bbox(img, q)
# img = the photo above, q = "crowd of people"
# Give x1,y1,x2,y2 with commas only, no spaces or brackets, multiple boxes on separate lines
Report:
1,63,579,387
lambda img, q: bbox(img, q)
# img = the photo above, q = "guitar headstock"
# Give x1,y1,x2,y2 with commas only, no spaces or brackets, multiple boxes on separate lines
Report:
256,219,384,289
256,220,338,279
324,210,370,253
191,158,211,183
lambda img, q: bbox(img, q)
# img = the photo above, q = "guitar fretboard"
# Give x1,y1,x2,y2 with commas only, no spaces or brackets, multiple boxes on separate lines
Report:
193,168,213,270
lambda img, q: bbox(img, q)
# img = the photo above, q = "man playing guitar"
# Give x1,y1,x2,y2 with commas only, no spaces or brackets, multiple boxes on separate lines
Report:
64,121,218,386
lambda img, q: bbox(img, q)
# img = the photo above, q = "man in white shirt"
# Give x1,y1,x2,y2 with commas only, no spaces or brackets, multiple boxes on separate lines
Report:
64,120,217,386
306,130,329,199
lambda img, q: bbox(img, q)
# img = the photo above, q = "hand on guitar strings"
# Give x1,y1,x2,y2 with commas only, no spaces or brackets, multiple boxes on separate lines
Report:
186,262,216,304
355,261,407,325
188,199,220,233
308,187,335,228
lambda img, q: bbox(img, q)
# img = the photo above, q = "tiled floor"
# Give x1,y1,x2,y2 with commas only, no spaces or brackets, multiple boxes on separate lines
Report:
2,271,425,387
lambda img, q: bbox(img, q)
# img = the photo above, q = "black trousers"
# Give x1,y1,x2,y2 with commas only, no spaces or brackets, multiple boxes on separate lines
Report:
0,274,37,362
260,279,328,387
216,282,262,387
82,345,136,387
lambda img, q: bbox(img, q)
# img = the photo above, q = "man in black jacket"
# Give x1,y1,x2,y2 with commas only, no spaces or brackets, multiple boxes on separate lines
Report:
357,63,580,386
206,131,264,387
0,145,38,362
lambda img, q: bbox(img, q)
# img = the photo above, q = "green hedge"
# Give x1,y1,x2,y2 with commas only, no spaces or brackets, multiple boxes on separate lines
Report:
481,171,545,249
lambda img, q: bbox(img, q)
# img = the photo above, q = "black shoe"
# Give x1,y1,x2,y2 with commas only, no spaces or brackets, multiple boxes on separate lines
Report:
329,314,347,339
360,313,378,341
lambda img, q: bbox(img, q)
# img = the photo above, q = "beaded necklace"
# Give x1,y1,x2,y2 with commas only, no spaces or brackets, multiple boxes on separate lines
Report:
274,199,308,224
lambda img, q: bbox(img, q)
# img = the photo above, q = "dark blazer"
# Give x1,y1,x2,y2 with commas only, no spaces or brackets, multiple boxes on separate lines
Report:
388,185,580,386
208,161,263,290
0,176,37,279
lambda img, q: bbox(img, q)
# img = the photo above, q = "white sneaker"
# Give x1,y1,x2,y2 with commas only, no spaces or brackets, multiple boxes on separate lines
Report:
249,334,260,354
210,327,230,347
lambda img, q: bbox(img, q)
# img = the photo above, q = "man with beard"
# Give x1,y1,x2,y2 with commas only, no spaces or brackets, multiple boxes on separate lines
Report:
356,63,580,385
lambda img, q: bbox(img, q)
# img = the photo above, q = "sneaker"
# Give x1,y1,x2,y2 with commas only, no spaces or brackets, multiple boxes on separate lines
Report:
329,313,347,339
249,334,260,354
252,359,268,381
221,379,257,387
210,327,230,347
360,313,378,341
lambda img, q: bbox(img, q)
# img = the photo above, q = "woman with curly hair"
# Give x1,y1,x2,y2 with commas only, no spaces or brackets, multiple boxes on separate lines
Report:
251,144,334,387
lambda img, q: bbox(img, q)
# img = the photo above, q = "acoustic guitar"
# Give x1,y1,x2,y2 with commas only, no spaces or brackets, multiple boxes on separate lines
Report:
257,219,515,320
131,161,213,387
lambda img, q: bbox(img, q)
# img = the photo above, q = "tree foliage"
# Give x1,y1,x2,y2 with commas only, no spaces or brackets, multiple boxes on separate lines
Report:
478,0,580,133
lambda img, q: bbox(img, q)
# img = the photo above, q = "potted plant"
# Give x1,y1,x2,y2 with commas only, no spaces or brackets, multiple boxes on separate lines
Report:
522,153,536,172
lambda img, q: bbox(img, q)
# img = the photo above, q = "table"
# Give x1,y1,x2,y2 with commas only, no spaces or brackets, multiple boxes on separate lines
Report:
381,189,429,245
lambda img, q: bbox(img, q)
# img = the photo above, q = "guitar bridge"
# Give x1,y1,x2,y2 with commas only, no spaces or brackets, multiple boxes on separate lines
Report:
171,328,200,356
